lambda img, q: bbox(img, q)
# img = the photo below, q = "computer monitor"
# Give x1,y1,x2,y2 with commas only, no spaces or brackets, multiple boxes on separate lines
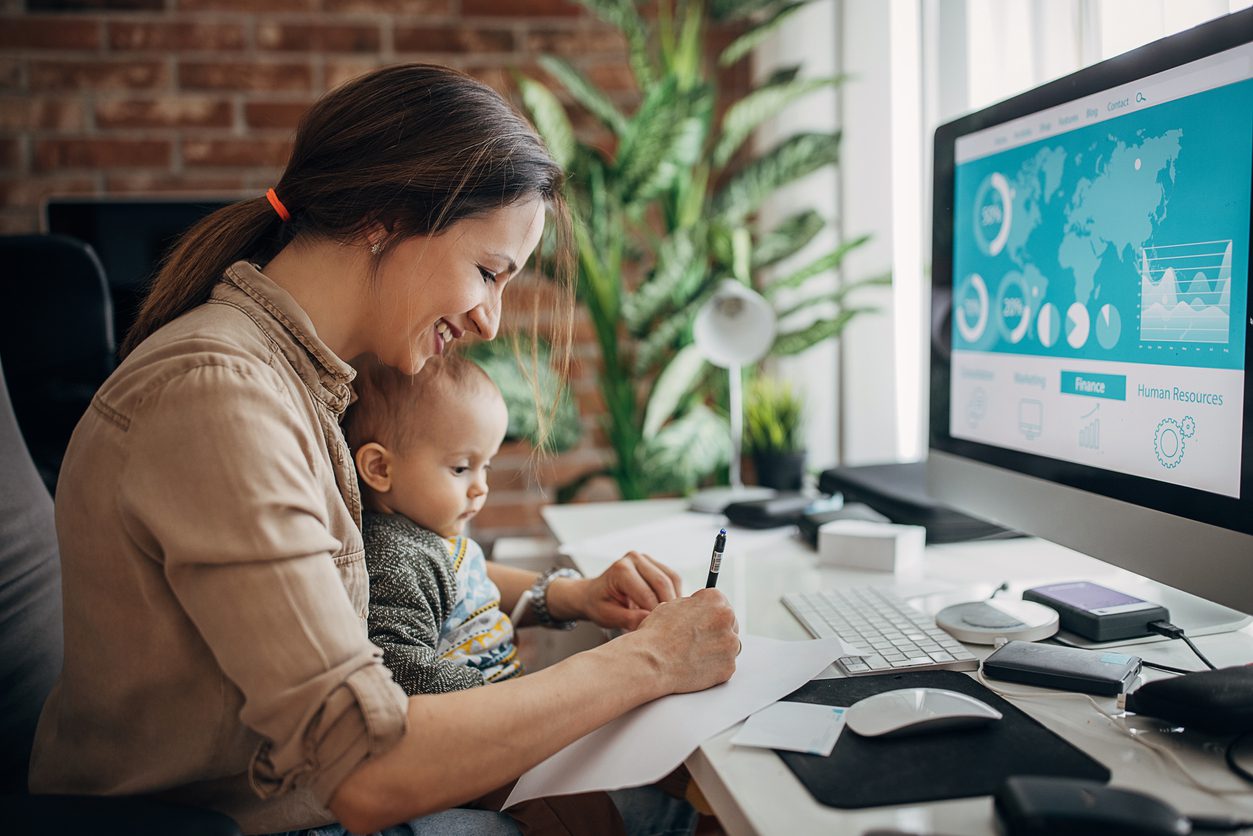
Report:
44,196,238,348
928,9,1253,617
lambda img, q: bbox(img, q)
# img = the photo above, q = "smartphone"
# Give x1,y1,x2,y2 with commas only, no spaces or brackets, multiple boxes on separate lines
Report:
1023,581,1169,642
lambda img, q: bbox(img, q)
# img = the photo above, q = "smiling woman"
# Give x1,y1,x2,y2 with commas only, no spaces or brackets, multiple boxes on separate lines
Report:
28,64,740,836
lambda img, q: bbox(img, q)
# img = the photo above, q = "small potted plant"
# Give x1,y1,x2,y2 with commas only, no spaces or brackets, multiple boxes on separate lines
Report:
745,376,807,491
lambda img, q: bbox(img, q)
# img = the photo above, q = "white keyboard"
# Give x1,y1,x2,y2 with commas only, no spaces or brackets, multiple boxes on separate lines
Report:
782,586,979,676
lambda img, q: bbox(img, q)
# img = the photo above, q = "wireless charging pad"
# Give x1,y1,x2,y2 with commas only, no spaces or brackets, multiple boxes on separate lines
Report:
936,600,1060,645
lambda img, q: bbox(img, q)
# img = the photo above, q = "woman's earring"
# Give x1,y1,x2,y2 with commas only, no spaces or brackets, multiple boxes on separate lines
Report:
370,242,383,255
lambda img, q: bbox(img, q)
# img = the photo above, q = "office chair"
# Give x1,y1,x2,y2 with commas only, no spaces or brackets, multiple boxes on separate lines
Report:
0,235,117,493
0,357,241,834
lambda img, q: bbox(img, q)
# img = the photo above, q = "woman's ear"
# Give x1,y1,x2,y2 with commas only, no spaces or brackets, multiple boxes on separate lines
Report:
354,442,392,493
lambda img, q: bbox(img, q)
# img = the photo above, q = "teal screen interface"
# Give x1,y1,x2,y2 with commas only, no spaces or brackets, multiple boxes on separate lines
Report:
950,44,1251,498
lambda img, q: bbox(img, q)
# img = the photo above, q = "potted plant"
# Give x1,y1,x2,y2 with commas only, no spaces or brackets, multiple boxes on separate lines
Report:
516,0,887,500
744,375,806,490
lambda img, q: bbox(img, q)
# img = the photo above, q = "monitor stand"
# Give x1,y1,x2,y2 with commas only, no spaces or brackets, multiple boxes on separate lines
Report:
1056,577,1251,649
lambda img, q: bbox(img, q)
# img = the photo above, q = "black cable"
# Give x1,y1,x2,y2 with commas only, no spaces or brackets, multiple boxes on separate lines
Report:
1047,634,1196,675
1146,620,1218,671
1226,730,1253,785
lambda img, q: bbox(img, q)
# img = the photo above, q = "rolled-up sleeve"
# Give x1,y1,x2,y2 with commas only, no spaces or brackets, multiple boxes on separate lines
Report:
119,360,408,806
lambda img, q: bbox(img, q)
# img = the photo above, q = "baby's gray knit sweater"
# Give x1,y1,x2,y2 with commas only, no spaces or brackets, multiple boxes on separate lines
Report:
363,511,485,695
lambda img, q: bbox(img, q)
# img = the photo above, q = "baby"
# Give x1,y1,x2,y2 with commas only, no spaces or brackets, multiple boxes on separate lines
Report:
344,354,625,834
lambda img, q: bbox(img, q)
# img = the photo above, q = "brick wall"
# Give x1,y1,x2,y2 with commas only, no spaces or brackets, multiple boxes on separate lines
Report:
1,0,747,549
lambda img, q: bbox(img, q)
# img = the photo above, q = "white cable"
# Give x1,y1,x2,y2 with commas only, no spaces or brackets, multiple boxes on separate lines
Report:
976,668,1251,800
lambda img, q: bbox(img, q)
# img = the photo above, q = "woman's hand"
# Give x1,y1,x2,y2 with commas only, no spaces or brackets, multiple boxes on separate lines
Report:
548,551,683,631
628,589,739,694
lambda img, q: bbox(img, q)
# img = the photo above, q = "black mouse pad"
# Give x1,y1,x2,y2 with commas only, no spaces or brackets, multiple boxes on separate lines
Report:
777,670,1111,809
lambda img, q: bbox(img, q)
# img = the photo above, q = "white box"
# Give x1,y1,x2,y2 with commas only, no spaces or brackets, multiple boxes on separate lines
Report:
817,520,926,574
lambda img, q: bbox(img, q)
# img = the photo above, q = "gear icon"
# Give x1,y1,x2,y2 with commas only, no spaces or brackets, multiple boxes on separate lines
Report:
1154,416,1195,469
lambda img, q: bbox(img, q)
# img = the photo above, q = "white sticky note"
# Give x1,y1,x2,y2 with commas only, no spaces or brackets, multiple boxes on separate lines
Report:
730,702,847,756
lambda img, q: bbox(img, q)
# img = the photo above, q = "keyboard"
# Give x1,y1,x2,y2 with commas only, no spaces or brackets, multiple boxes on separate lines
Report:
782,586,979,676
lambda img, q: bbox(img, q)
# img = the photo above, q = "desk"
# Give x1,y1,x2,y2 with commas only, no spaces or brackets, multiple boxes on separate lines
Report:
543,499,1253,836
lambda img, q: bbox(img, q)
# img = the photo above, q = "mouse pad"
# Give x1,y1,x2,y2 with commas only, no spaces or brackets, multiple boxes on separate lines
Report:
777,670,1110,809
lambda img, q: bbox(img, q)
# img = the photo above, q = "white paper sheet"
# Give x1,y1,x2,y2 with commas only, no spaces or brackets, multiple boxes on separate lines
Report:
503,634,851,807
730,702,847,756
559,512,798,572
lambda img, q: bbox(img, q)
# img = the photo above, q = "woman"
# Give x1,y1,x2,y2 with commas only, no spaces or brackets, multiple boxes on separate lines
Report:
29,65,739,835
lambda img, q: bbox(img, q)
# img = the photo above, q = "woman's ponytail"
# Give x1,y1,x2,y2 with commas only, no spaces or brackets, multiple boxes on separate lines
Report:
120,197,283,357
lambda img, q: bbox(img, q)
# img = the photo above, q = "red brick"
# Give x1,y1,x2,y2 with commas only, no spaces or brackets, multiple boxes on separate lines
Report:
27,0,161,9
0,97,84,131
256,22,381,53
524,26,625,56
97,97,233,130
324,59,385,90
0,17,102,50
0,59,22,91
177,0,313,11
463,0,581,16
0,175,95,206
472,498,546,530
394,25,513,54
182,137,292,168
321,0,452,12
180,61,312,92
584,62,635,93
30,60,167,92
243,100,312,130
108,21,246,52
34,138,171,172
0,209,38,234
0,138,23,169
105,172,249,193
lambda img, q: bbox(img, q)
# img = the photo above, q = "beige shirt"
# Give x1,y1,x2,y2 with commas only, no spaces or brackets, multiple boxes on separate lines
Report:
29,261,409,834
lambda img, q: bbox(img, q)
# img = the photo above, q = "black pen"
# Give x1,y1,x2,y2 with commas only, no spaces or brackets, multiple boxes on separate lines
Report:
705,528,727,588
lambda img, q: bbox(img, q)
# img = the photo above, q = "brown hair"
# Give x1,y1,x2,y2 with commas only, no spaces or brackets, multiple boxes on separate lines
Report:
343,353,501,455
122,64,573,443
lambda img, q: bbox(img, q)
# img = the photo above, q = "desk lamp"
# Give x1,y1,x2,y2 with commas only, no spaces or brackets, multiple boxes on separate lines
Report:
689,280,779,513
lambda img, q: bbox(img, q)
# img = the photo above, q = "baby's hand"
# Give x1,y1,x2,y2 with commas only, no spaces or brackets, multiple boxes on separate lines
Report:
560,551,683,631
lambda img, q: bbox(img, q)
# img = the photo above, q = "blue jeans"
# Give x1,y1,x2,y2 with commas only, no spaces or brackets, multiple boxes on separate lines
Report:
271,785,696,836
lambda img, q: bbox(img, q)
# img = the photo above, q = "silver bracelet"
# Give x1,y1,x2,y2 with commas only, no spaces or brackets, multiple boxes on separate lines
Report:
530,567,582,630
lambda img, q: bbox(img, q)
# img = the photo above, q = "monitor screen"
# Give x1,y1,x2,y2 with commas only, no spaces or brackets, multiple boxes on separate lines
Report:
930,11,1253,612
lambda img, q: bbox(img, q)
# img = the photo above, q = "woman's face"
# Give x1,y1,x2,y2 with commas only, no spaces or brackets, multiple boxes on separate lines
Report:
368,197,546,374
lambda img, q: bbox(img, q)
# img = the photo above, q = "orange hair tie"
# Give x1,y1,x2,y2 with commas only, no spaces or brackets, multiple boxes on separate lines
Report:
266,187,291,222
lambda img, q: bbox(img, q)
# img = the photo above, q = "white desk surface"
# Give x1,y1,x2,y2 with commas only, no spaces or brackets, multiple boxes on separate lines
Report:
543,499,1253,836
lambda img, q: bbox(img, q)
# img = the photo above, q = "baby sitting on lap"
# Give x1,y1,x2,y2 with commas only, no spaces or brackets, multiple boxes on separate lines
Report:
344,354,625,835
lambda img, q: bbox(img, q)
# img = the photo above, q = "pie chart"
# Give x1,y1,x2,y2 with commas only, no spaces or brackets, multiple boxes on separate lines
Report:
1037,303,1060,348
1066,303,1090,349
1096,303,1121,349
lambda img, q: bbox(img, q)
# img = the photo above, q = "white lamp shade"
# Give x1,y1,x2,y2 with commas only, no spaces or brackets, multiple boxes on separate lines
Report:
692,280,777,369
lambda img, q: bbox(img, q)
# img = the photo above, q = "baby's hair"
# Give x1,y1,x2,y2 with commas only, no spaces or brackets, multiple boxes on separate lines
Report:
344,354,503,455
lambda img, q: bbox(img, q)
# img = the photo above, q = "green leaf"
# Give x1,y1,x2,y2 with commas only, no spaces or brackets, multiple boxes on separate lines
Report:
617,81,710,207
515,74,576,170
465,336,583,453
713,74,846,167
577,0,655,89
712,132,841,225
633,279,718,374
752,209,825,269
710,0,796,22
637,403,732,494
622,229,705,334
762,233,871,298
538,54,628,136
719,1,806,67
774,271,891,319
643,344,708,438
770,308,873,356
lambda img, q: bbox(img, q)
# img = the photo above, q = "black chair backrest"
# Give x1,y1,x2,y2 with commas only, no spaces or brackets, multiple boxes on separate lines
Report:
0,235,115,492
0,358,64,794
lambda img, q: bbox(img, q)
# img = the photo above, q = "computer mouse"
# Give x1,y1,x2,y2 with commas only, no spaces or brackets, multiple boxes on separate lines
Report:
845,687,1003,738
